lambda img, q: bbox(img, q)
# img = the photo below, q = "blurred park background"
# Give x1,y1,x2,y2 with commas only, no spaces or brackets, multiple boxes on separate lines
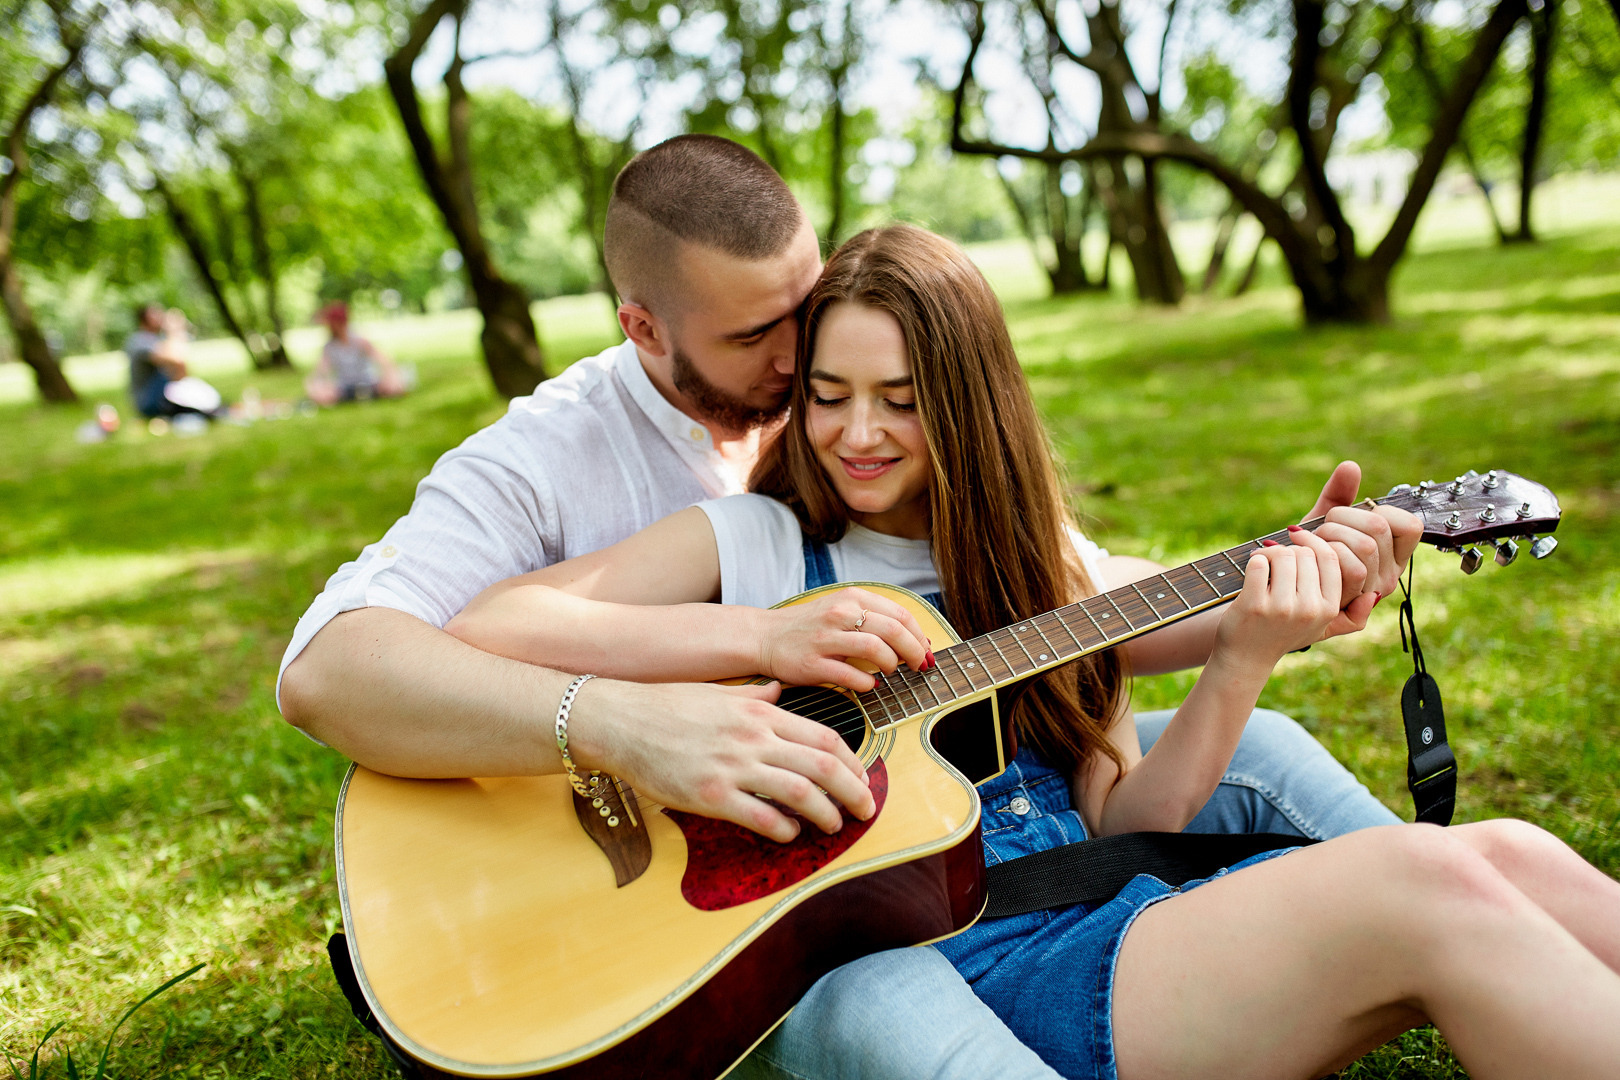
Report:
3,0,1619,1075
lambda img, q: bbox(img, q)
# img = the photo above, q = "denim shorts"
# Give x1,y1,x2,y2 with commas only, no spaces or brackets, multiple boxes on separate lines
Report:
933,748,1292,1080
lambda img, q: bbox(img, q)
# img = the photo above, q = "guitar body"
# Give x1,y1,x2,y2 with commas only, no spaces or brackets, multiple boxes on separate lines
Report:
335,584,1009,1079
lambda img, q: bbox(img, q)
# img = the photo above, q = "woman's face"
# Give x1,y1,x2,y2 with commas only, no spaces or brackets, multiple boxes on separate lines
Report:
805,302,931,540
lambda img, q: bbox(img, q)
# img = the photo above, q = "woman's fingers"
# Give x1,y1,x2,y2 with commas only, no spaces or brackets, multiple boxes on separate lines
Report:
839,589,932,671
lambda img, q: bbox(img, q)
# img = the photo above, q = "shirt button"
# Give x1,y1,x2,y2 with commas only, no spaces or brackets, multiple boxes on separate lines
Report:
1008,796,1031,816
689,427,705,441
379,545,398,558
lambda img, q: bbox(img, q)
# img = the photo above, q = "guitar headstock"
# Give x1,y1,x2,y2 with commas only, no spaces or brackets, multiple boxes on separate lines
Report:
1382,469,1562,573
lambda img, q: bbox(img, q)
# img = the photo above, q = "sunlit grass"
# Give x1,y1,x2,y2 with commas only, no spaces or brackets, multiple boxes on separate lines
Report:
1,195,1616,1076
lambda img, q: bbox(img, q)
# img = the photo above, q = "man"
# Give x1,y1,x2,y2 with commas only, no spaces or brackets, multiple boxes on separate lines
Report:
280,134,1415,1077
125,304,225,420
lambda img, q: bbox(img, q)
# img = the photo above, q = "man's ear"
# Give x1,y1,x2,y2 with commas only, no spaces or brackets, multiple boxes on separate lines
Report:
618,303,670,359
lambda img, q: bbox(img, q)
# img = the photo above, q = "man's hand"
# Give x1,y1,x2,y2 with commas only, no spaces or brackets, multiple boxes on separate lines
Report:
1302,461,1423,641
568,678,876,844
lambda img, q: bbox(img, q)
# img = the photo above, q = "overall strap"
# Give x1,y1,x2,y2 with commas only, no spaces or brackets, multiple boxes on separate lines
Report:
801,534,948,618
801,536,838,590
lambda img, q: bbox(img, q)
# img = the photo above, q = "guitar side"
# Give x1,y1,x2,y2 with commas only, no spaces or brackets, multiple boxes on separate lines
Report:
335,584,1000,1078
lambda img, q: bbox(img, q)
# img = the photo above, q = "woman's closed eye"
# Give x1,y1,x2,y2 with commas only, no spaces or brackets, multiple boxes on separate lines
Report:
811,394,849,408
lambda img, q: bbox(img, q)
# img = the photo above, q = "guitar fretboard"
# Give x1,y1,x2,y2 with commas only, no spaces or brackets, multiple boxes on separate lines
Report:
855,513,1348,729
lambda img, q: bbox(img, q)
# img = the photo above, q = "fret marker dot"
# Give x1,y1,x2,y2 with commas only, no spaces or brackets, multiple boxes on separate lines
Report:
930,674,939,682
1019,625,1027,631
1156,593,1165,599
1101,613,1109,618
966,662,976,668
1216,571,1226,577
1039,654,1049,661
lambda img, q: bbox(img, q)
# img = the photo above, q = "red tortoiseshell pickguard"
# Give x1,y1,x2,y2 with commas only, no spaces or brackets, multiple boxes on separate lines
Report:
664,758,889,911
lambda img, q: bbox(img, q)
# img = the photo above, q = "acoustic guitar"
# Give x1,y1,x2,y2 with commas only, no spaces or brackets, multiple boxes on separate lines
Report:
332,470,1560,1078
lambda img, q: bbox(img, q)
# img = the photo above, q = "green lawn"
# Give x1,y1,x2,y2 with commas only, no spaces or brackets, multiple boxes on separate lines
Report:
2,197,1617,1076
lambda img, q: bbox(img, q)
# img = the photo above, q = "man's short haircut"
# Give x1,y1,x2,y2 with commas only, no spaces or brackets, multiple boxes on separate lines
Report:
604,134,804,319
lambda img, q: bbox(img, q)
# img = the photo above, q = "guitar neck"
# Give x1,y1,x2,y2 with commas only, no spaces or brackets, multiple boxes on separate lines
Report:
858,490,1425,730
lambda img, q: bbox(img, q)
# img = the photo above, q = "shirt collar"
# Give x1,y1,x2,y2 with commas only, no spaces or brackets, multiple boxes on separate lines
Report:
614,341,746,494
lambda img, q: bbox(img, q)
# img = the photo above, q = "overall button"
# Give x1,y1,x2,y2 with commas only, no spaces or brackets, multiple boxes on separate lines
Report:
1008,796,1031,816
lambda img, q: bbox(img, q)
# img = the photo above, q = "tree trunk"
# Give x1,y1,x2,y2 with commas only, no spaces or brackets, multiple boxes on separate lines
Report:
2,28,82,403
826,94,847,245
153,176,269,369
238,170,292,368
1510,0,1556,243
385,0,546,397
1043,162,1091,293
1202,201,1241,293
0,256,77,403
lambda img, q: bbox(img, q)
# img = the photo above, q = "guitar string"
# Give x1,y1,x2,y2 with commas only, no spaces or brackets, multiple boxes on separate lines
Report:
756,537,1276,730
592,488,1505,815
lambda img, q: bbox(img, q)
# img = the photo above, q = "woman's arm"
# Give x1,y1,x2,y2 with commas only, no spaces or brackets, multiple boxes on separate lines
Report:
1077,528,1350,836
445,506,933,688
444,507,757,681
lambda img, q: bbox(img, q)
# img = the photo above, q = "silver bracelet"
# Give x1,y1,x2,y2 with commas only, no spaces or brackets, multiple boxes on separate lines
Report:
554,673,603,797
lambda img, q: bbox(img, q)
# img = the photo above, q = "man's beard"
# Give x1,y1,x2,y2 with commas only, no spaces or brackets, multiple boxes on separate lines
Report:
671,345,789,433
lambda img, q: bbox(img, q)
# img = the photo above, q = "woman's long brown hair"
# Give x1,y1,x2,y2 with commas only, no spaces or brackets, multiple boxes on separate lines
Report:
751,224,1126,774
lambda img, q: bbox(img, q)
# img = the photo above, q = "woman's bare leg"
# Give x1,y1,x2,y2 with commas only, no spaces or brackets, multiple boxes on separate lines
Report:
1449,819,1620,972
1111,824,1620,1080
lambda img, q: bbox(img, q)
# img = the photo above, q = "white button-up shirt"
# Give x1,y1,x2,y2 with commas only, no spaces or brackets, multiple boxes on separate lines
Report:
277,340,745,710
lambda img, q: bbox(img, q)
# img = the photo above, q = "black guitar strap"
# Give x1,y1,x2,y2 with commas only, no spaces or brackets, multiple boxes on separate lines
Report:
982,831,1314,918
1398,555,1457,826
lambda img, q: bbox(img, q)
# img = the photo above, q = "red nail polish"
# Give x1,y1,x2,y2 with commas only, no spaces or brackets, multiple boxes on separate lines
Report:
1372,592,1383,607
925,650,936,670
1261,538,1280,547
1287,524,1304,533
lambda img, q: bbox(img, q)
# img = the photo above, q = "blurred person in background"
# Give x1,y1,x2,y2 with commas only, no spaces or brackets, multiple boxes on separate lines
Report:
125,304,226,421
305,301,409,405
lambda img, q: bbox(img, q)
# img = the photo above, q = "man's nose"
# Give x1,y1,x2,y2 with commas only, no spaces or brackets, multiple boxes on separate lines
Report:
769,320,797,373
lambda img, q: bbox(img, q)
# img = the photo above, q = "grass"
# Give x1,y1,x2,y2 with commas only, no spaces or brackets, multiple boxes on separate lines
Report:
2,184,1617,1076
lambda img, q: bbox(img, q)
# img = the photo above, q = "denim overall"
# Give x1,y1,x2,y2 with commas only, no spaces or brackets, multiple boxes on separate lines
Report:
797,535,1293,1080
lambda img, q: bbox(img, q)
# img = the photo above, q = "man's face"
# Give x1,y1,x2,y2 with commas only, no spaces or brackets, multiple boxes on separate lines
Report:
140,306,164,331
662,216,823,432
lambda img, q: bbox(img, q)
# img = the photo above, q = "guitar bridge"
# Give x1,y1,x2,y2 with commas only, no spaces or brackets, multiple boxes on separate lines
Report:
573,775,651,887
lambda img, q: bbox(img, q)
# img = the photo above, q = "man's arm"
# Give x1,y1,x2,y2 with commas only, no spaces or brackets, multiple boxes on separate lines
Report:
280,606,875,842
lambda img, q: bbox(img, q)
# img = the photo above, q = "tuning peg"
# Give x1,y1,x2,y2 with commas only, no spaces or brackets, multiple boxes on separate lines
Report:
1459,547,1483,574
1530,536,1559,559
1494,538,1518,566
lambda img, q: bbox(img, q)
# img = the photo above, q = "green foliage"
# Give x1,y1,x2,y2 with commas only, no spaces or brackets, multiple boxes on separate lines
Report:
1378,0,1620,177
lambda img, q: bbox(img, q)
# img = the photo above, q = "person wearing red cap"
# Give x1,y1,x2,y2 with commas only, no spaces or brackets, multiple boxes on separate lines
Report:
306,301,408,405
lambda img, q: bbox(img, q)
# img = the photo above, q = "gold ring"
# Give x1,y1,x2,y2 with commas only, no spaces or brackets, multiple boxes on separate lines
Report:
853,609,868,630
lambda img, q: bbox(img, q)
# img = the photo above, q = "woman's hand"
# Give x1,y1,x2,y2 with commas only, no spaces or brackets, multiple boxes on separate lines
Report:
1212,526,1351,679
758,586,935,691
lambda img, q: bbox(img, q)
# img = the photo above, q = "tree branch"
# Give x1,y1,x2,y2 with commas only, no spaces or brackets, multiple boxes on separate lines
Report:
1369,0,1528,275
1,30,85,218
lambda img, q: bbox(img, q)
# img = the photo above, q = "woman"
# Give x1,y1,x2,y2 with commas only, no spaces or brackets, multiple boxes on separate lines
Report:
447,226,1620,1079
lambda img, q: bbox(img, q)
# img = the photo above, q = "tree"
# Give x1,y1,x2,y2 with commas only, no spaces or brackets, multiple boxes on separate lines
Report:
1,0,84,403
952,0,1533,323
950,0,1187,304
386,0,548,398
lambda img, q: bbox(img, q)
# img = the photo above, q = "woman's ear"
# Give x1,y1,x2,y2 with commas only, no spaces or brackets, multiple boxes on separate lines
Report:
618,303,671,359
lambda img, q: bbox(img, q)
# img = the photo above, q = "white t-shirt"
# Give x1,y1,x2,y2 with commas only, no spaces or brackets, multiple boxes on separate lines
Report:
277,340,746,710
697,493,1108,611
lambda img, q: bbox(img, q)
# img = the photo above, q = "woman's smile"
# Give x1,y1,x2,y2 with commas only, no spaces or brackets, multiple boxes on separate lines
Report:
840,456,901,480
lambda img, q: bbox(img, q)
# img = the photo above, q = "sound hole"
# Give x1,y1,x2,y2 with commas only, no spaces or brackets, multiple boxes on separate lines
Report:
777,685,868,753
